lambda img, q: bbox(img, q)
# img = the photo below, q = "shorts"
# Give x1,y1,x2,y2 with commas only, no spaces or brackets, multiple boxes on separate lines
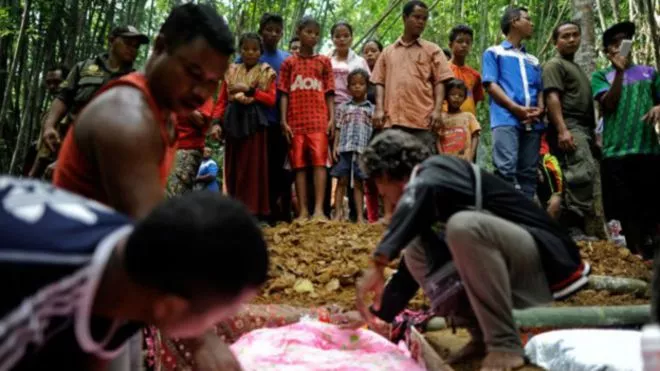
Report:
289,132,328,169
601,155,660,221
331,152,366,180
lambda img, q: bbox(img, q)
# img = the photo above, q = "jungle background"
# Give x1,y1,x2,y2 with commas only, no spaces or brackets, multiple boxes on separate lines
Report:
0,0,658,174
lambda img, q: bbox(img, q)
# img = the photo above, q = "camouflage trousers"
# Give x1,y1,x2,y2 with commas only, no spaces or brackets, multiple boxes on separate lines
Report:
555,126,606,238
166,149,202,198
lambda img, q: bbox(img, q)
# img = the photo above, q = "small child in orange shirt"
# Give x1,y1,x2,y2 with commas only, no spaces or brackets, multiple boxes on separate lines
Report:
437,78,481,162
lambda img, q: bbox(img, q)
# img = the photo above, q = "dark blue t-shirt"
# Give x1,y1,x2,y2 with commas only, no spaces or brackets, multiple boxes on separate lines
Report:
0,176,140,370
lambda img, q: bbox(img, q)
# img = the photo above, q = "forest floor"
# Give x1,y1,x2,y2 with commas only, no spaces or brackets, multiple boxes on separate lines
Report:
251,220,649,371
255,220,651,309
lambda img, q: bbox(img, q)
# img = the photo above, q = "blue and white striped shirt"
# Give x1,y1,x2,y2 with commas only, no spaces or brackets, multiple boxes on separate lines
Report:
482,41,544,130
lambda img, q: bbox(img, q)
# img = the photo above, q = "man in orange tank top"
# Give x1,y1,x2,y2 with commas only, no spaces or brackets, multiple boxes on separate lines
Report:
54,4,244,370
55,3,232,219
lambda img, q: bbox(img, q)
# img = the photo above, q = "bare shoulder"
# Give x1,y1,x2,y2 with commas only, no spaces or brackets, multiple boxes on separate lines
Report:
77,86,158,144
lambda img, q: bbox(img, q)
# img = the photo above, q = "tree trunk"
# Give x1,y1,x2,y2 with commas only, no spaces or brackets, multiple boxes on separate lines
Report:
65,0,79,67
0,0,31,136
609,0,620,22
573,0,598,76
643,0,660,69
353,0,404,49
31,3,62,142
74,0,94,61
9,38,44,175
95,0,115,49
478,0,489,63
594,0,607,33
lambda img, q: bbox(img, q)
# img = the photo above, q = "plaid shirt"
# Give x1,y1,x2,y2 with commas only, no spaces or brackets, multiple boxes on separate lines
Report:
336,100,373,153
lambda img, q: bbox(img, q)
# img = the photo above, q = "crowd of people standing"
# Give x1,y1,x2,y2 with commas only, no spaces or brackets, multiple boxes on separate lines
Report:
4,1,660,370
18,0,660,260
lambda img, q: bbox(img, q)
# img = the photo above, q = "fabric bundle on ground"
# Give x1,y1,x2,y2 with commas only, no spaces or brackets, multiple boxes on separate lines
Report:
230,319,426,371
525,329,642,370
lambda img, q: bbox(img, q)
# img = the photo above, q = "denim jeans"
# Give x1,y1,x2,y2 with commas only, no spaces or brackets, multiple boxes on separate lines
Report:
492,126,541,199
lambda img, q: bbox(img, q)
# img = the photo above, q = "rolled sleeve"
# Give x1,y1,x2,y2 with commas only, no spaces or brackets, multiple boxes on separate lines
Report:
481,48,498,84
431,48,454,84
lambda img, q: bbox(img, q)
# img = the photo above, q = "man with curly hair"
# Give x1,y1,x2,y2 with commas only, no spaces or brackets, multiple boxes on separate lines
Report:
356,130,590,371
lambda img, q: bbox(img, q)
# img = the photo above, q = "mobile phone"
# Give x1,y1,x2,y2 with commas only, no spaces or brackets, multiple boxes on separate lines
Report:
619,39,633,57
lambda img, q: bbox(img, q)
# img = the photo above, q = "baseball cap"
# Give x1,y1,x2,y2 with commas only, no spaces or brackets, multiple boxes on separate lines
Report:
602,21,635,48
111,25,149,45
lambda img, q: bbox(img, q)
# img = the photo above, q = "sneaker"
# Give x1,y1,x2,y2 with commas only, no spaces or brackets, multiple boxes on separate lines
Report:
552,262,591,300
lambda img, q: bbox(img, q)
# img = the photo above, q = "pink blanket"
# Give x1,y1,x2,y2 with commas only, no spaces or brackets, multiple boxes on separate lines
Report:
230,320,426,370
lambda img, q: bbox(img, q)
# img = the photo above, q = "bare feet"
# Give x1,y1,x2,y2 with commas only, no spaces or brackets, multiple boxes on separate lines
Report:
480,351,525,371
446,339,486,364
295,211,309,221
333,210,344,221
311,212,327,221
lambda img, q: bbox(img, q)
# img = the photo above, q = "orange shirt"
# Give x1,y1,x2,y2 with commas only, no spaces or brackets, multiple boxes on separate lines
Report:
54,72,177,205
370,37,453,130
443,62,485,116
436,111,481,160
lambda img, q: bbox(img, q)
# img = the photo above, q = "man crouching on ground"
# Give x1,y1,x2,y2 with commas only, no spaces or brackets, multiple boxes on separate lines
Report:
356,130,590,371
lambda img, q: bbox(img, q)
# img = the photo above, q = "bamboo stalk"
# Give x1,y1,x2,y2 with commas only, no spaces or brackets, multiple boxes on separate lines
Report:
0,0,31,135
352,0,404,49
426,305,650,331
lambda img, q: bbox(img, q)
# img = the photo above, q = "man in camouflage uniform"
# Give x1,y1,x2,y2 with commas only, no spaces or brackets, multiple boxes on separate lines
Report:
40,25,149,179
25,65,68,178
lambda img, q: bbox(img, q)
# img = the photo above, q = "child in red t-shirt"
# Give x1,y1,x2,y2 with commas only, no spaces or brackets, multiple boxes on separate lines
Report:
279,16,335,220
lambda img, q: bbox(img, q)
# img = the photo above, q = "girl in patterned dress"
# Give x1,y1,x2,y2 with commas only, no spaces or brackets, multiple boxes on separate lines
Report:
213,33,277,219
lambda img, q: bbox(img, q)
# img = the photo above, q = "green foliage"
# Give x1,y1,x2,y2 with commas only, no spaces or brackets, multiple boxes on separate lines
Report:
0,6,14,37
1,0,657,173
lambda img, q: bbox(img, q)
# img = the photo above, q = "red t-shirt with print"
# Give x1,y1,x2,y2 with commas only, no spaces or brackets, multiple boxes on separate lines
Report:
278,54,335,134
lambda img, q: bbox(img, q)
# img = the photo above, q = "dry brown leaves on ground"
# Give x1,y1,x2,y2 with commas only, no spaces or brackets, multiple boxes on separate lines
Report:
576,240,651,281
255,221,651,309
254,220,386,309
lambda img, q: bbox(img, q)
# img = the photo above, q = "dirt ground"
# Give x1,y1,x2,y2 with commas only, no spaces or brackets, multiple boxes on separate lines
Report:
256,221,651,309
424,330,545,371
576,240,651,281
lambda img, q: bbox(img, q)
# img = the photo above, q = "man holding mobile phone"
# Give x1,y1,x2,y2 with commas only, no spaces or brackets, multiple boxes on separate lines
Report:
591,21,660,260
